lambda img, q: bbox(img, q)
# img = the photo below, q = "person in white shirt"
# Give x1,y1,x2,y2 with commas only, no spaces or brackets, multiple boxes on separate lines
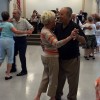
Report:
95,17,100,53
82,16,97,60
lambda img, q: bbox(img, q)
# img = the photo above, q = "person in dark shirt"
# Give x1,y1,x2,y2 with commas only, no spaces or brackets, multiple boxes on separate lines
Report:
54,7,86,100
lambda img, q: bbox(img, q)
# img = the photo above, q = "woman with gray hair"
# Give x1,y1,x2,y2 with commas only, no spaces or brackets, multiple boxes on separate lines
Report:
34,10,78,100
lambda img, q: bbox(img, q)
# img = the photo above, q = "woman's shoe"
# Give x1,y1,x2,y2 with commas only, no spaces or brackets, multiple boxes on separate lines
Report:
86,58,89,60
85,56,89,60
84,56,89,60
5,76,12,80
92,56,95,59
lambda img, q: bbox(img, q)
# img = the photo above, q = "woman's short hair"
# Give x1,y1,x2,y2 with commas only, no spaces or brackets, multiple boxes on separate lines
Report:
1,11,9,21
41,10,55,25
88,16,94,22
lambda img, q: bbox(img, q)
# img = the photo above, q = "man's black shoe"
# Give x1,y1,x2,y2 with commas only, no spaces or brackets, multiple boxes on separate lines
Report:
5,76,12,80
17,72,27,76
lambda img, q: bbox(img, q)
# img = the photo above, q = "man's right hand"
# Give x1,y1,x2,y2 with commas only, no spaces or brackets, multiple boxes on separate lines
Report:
26,30,33,35
71,28,79,40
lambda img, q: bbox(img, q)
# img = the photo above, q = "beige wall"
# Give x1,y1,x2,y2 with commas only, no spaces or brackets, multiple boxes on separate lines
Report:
91,0,97,14
9,0,15,18
84,0,97,16
84,0,92,15
26,0,83,19
9,0,98,19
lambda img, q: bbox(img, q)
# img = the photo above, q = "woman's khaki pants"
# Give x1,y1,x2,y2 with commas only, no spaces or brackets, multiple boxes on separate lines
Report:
38,55,59,97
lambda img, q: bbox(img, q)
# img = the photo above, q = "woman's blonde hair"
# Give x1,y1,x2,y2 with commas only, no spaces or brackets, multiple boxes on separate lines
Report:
41,10,55,25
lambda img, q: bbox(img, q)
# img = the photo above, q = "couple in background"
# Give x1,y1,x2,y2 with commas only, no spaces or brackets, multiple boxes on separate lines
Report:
0,10,33,80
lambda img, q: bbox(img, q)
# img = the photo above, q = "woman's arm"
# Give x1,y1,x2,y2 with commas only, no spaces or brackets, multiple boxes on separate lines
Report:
42,31,73,48
11,27,32,34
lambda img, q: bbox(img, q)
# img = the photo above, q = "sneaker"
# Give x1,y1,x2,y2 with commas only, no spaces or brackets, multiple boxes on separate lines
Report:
5,76,12,80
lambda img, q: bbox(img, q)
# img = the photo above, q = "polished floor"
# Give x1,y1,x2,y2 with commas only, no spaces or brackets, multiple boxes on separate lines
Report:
0,46,100,100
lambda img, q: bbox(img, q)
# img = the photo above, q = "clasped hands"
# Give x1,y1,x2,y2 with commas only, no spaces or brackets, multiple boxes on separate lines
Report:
25,30,33,35
70,28,79,40
26,28,34,35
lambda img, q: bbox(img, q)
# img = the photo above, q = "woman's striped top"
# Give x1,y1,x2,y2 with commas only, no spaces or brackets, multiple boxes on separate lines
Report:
40,27,70,55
